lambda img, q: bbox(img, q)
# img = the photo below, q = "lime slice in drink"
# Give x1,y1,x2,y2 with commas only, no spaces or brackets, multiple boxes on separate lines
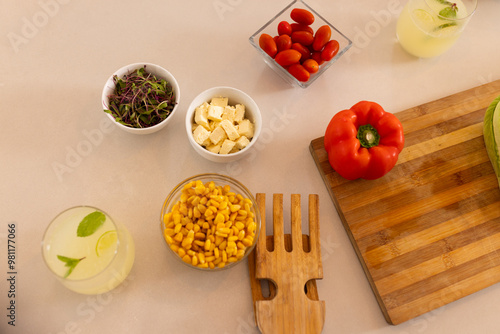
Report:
95,230,117,256
413,9,435,24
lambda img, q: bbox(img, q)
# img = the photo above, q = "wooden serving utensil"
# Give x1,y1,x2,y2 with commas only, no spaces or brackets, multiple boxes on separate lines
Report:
248,193,325,334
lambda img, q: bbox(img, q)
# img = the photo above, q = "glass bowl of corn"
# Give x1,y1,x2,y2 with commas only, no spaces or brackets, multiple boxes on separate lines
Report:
160,173,261,271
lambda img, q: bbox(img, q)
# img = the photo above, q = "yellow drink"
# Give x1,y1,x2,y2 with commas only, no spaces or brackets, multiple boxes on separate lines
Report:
397,0,476,58
42,206,135,294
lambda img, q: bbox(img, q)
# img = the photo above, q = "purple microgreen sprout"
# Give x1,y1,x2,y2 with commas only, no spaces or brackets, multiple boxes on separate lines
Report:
104,66,176,128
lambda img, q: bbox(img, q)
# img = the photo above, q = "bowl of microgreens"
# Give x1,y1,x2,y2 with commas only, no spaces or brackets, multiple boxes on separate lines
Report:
102,63,180,135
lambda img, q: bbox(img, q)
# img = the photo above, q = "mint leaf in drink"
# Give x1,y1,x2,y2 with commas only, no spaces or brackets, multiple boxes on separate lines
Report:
436,0,453,5
439,4,458,19
77,211,106,237
57,255,85,278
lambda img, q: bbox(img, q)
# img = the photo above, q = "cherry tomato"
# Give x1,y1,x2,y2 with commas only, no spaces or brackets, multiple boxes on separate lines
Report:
275,49,302,67
312,25,332,51
276,34,292,52
291,43,310,62
302,59,319,73
291,31,314,46
321,39,339,61
288,64,310,82
290,8,315,26
290,23,314,35
259,33,277,58
277,21,292,36
311,51,325,65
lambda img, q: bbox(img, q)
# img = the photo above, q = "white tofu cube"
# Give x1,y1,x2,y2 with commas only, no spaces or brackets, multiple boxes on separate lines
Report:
194,102,210,129
219,139,236,154
234,104,245,123
221,119,240,141
237,119,254,139
210,97,228,108
193,125,211,146
235,136,250,150
209,125,227,145
207,105,224,122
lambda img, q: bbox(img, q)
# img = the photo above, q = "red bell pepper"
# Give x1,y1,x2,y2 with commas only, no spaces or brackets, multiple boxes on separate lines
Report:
324,101,404,180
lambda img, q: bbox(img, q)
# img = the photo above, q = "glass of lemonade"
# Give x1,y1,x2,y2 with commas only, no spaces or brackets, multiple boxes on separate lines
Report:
396,0,477,58
42,206,135,294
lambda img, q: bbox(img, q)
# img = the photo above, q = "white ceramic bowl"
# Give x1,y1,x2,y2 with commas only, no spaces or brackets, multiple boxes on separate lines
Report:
102,62,180,135
185,86,262,163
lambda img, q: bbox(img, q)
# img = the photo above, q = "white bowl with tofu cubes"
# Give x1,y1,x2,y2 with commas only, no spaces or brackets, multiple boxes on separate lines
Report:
185,87,262,163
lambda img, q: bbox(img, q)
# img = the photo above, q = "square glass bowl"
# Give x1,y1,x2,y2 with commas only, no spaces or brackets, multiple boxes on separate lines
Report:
249,0,352,88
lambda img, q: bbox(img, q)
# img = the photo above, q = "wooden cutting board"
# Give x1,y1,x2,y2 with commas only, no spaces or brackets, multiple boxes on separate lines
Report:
310,79,500,325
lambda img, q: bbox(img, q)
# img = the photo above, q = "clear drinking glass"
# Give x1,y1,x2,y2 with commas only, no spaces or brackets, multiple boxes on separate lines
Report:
42,206,135,294
396,0,477,58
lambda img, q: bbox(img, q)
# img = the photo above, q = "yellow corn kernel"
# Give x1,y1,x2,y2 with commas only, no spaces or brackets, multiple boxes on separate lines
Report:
164,228,175,237
173,232,183,243
173,213,182,225
202,221,210,230
238,210,248,217
193,207,201,218
208,262,215,269
194,240,205,247
228,256,238,263
242,236,253,247
187,250,196,257
195,232,205,239
204,238,212,251
170,244,179,252
200,196,208,205
186,222,194,231
234,221,245,231
205,256,216,262
219,201,228,210
222,250,228,263
163,212,173,224
214,247,220,259
164,234,173,245
236,249,245,259
177,247,186,258
237,241,246,249
219,241,227,250
193,224,201,233
215,231,228,238
214,213,225,226
218,262,226,268
174,223,182,234
182,254,191,263
247,222,257,234
229,212,238,222
198,263,209,269
198,252,206,264
230,204,241,212
237,230,245,240
228,235,239,242
182,237,193,249
213,257,222,265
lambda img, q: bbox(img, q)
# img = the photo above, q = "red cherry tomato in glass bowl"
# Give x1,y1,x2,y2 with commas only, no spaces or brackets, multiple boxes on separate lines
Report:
312,25,332,51
288,64,310,82
275,49,302,67
311,51,325,65
291,31,314,46
276,34,292,52
290,23,314,34
321,40,340,61
277,21,292,36
290,8,315,25
291,43,310,62
259,33,277,58
303,59,319,73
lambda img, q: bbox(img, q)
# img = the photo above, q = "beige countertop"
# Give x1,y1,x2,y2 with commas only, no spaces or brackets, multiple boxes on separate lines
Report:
1,0,500,333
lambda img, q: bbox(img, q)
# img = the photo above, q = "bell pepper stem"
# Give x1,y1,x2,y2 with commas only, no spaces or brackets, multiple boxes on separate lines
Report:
357,124,380,148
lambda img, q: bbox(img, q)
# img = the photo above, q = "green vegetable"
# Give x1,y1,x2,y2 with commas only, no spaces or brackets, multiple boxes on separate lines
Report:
77,211,106,237
483,95,500,188
439,3,458,19
57,255,85,278
104,66,176,128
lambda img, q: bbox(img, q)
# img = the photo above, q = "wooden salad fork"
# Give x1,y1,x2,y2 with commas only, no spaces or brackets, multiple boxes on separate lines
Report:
248,193,325,334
